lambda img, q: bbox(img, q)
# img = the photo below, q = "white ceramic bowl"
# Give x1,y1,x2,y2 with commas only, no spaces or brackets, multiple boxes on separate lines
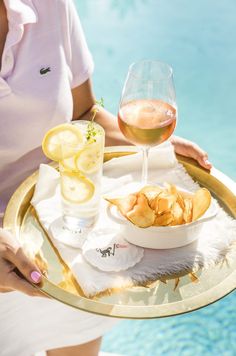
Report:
107,189,218,249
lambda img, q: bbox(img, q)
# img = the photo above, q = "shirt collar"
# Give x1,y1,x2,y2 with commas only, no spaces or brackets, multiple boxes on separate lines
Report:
4,0,38,26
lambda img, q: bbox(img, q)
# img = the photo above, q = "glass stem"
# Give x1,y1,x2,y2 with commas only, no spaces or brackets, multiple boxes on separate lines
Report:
141,147,150,185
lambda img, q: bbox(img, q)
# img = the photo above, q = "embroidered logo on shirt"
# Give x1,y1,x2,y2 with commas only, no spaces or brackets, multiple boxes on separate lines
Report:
40,67,51,75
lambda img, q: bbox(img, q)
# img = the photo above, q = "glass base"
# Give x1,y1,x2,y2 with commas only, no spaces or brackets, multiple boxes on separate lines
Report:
49,216,96,249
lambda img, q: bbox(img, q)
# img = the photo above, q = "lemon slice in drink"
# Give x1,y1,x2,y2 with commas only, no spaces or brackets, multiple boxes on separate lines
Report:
61,171,95,204
75,143,103,174
42,124,83,161
60,156,77,171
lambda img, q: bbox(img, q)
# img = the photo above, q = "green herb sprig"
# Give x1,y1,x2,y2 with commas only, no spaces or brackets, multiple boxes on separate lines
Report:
86,98,104,142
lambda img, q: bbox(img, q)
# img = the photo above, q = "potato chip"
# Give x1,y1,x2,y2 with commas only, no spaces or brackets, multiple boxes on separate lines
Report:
105,194,137,217
157,192,176,213
164,183,178,197
127,193,155,228
140,185,162,201
183,198,193,223
192,188,211,221
140,185,162,212
149,195,160,213
153,211,173,226
176,192,185,211
170,202,183,225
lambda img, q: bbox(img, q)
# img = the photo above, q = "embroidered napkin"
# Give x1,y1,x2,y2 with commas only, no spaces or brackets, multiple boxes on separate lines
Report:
31,142,236,297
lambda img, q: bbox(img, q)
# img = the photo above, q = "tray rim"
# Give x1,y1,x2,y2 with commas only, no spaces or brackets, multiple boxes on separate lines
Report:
3,147,236,319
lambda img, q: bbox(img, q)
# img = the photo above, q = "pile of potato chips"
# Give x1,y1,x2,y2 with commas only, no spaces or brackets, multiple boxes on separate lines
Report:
106,184,211,228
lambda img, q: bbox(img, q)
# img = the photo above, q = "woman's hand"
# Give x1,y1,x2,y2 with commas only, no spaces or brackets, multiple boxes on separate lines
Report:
0,229,42,296
170,136,212,170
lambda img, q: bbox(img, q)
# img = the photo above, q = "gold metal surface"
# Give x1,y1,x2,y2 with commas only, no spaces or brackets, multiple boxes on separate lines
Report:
3,149,236,319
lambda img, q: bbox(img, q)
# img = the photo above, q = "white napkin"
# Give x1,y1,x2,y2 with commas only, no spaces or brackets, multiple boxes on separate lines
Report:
31,142,236,297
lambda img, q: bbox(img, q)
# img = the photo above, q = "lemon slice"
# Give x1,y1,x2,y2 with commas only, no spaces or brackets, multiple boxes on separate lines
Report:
61,171,95,204
42,124,83,161
75,143,103,174
60,156,77,171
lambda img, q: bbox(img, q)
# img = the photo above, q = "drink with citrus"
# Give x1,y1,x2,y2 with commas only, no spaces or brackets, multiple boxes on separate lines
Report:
42,120,105,232
60,121,104,229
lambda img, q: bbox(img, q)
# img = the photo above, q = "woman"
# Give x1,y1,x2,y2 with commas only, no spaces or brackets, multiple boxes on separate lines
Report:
0,1,212,355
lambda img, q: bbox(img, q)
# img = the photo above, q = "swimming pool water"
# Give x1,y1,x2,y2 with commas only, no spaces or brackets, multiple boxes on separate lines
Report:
102,295,236,356
76,1,236,355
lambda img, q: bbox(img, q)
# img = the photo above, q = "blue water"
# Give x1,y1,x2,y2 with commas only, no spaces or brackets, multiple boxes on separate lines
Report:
75,1,236,355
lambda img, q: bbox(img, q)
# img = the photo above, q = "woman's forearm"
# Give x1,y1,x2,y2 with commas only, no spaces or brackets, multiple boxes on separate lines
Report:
79,105,131,147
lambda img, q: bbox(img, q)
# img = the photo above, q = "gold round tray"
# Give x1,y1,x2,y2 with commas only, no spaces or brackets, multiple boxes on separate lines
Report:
3,148,236,319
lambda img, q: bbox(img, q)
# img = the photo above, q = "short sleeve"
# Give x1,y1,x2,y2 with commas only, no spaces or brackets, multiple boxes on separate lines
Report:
61,0,94,88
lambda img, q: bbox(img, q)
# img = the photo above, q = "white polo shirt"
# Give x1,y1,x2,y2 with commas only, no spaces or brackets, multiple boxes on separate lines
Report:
0,0,94,217
0,4,119,354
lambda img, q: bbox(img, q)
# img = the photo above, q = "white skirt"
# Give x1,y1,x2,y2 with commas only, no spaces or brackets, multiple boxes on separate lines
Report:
0,292,119,356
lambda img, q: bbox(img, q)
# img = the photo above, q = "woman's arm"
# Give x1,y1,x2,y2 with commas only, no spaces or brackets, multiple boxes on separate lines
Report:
71,78,129,146
71,79,212,169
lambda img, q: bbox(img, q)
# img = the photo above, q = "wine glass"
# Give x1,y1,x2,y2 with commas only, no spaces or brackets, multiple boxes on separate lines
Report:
118,60,177,185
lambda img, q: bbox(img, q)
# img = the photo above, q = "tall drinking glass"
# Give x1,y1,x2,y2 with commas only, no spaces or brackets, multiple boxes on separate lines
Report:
118,60,177,184
50,120,105,247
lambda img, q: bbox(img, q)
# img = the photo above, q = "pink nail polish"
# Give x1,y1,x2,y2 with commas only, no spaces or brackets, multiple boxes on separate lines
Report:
31,271,41,283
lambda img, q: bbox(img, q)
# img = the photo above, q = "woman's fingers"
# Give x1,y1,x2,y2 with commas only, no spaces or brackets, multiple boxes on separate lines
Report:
4,245,42,285
0,286,13,293
2,270,47,298
183,141,212,169
5,272,41,297
195,150,212,169
0,260,41,297
0,229,46,297
170,136,212,170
